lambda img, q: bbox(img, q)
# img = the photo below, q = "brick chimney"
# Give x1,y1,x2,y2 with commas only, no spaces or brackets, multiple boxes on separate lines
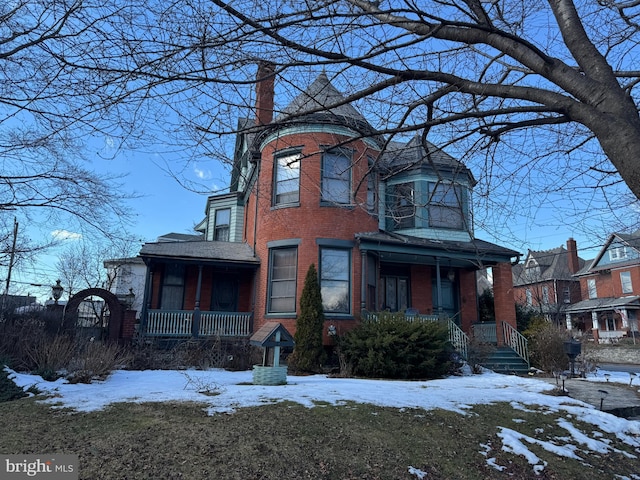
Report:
255,62,275,126
567,237,579,274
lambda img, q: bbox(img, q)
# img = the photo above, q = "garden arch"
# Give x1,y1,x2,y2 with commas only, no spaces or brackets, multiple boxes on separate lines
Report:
64,288,124,340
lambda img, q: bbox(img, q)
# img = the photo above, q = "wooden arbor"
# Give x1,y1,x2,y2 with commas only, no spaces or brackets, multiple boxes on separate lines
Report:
249,322,295,385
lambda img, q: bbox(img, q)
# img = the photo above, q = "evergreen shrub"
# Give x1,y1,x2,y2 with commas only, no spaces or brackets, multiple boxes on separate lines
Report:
288,264,326,372
0,368,27,403
339,315,453,379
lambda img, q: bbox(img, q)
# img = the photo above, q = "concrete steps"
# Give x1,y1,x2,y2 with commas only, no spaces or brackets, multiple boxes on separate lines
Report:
483,346,530,374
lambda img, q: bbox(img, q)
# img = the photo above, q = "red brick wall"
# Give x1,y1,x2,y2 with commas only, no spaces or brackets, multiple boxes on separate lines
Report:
246,131,380,336
459,269,478,333
493,262,516,329
410,265,433,314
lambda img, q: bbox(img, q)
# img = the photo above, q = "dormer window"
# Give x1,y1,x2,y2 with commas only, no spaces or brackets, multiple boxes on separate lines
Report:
609,246,628,261
214,208,230,242
428,182,463,230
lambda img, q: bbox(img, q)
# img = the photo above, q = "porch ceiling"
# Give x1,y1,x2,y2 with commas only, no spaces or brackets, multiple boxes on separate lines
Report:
356,231,519,268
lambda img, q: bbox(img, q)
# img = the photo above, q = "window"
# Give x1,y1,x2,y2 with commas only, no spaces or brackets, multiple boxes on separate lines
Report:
274,152,301,205
268,247,298,313
621,271,633,294
214,208,230,241
609,246,628,261
587,278,597,299
525,289,532,306
542,286,549,304
320,248,351,314
563,287,571,304
322,150,351,204
160,264,185,310
428,182,463,229
389,182,415,229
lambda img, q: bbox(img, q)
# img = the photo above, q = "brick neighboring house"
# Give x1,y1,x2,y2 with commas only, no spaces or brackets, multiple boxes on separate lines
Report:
565,231,640,343
135,66,522,359
512,238,585,325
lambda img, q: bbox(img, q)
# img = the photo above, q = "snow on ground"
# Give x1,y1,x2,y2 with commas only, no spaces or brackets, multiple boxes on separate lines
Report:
6,367,640,477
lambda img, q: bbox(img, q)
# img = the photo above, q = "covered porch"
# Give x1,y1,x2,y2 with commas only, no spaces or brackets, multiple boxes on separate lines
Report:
138,240,260,339
565,296,640,344
356,232,527,365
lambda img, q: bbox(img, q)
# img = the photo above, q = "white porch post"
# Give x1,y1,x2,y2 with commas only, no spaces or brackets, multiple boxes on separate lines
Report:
591,311,600,344
565,312,573,330
620,308,629,329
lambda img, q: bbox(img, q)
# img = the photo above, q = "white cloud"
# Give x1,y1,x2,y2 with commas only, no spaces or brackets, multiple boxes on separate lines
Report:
194,166,212,180
51,229,82,241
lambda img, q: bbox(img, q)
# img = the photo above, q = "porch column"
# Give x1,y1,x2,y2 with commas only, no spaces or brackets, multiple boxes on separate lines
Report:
619,308,629,329
360,250,367,311
591,311,600,344
565,312,573,330
192,265,203,338
139,266,154,338
492,262,517,346
435,257,443,316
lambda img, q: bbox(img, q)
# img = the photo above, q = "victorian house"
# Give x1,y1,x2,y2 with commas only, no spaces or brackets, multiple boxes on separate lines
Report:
565,232,640,343
135,65,522,362
512,238,585,325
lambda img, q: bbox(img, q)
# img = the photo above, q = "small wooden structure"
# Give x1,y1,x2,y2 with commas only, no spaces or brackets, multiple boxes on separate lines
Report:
249,322,295,385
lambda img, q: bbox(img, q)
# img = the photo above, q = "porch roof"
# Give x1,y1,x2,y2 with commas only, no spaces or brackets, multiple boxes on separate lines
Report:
355,231,519,267
139,240,260,267
565,296,640,313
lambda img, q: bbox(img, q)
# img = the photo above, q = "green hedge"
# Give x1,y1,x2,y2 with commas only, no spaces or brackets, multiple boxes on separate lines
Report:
339,317,453,379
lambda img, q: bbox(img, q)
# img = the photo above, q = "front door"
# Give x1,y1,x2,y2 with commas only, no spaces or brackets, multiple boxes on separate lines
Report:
211,276,239,312
432,278,458,322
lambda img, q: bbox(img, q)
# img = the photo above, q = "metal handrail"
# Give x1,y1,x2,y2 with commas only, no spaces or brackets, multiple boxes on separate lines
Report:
501,320,530,367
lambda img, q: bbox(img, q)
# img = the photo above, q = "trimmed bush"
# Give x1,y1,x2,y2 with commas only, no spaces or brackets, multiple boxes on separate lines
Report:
339,316,453,379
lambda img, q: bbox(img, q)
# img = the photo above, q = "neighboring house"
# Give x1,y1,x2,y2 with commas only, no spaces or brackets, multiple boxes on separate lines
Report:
512,238,585,324
566,231,640,343
103,256,147,318
136,66,521,359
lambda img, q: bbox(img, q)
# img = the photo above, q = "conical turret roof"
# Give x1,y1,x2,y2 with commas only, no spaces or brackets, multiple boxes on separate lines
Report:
276,73,377,136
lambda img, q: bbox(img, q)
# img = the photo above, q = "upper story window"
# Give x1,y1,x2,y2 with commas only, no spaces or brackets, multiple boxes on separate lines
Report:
587,278,597,299
525,288,532,306
268,247,298,314
274,151,301,206
321,149,351,204
620,271,633,294
542,286,549,304
214,208,230,241
320,248,351,314
389,182,415,229
609,246,628,262
428,182,463,230
563,287,571,303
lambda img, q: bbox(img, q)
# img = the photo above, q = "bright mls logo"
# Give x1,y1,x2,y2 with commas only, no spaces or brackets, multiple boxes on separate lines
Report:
1,455,78,479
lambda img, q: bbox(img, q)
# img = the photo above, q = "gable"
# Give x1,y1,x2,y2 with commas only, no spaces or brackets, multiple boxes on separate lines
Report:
591,235,640,270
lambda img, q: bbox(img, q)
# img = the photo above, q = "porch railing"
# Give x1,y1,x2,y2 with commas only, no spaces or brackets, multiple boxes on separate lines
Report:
501,321,529,367
473,322,497,344
144,310,252,338
362,311,469,360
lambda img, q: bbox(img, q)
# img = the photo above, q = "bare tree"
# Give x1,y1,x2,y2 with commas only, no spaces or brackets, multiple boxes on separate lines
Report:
4,0,640,247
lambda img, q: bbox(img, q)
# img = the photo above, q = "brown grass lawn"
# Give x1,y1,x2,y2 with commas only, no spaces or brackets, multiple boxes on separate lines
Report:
0,394,638,480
